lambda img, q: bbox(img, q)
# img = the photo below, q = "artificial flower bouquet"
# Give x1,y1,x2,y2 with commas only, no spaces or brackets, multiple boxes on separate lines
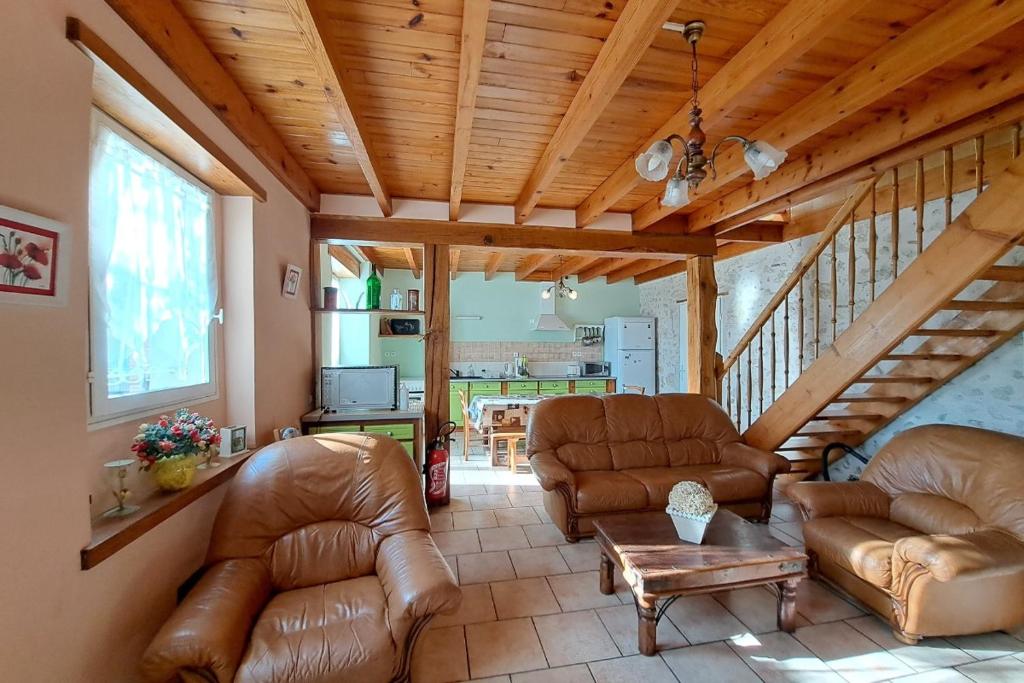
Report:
665,480,718,543
131,409,221,491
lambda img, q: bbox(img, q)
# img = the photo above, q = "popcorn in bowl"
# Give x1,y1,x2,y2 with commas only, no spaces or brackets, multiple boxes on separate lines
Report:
666,481,718,543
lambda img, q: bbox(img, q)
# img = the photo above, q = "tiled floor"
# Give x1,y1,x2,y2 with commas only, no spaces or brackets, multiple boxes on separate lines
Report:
410,436,1024,683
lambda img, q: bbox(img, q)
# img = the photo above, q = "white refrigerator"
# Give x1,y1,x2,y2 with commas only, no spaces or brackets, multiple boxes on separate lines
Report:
604,316,656,395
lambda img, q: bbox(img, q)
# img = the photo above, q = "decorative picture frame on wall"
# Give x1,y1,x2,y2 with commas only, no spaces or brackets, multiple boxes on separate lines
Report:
281,263,302,299
0,204,71,306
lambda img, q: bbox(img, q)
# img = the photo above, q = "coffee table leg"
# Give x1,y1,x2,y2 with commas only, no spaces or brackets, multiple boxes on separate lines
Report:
777,578,800,632
638,598,658,656
599,551,614,595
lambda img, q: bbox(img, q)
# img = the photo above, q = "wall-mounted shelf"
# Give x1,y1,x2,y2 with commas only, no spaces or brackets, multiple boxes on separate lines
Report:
312,308,425,315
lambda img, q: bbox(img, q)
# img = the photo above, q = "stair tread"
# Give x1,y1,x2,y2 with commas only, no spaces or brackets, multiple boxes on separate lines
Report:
943,299,1024,311
832,395,909,403
793,430,863,438
854,375,933,383
979,266,1024,282
809,413,885,421
912,328,1000,337
883,353,966,361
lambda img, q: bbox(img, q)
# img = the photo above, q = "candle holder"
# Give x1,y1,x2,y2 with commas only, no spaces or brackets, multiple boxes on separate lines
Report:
101,459,140,518
197,447,221,470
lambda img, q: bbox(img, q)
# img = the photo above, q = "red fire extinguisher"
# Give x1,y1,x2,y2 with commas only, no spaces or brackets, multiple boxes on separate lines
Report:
424,422,456,507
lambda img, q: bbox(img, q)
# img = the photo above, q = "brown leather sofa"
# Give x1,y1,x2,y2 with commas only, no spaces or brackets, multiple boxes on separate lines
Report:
788,424,1024,644
141,433,461,683
527,393,791,541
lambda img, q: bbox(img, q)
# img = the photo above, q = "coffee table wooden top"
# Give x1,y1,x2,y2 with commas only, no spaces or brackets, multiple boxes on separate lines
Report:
593,510,807,597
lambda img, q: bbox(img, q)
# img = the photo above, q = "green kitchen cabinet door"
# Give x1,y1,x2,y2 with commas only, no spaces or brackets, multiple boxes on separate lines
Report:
573,380,608,394
450,392,465,427
506,381,538,395
539,380,570,395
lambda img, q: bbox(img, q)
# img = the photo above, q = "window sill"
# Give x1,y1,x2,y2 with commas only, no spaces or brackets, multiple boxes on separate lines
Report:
81,450,256,570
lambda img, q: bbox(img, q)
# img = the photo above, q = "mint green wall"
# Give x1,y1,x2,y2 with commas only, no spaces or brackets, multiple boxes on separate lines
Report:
379,270,642,342
380,336,424,377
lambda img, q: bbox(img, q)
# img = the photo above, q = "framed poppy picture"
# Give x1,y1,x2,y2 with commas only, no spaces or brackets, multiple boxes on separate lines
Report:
0,205,70,306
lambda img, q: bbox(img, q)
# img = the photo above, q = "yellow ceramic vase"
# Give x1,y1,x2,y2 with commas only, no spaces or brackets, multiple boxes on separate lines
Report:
152,454,198,492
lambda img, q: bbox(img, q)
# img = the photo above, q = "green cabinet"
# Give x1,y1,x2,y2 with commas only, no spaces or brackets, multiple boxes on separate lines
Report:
574,380,608,394
539,380,570,395
450,381,469,427
469,381,502,393
308,424,360,435
363,423,414,440
506,381,538,395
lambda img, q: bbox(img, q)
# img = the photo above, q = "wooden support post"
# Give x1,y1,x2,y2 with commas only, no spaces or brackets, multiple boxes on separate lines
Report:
686,256,718,398
423,245,451,448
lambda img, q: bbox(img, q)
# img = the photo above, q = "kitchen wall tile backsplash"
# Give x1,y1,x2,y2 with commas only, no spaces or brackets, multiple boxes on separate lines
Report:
450,341,602,363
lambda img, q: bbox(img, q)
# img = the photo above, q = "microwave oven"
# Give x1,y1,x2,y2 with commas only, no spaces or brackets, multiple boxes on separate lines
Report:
321,365,398,411
580,361,610,377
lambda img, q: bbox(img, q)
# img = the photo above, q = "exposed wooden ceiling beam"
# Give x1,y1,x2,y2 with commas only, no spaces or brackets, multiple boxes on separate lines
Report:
450,249,461,280
632,0,1024,231
103,0,320,210
282,0,391,216
327,245,359,278
450,0,490,221
573,0,868,227
550,255,601,281
513,0,680,224
312,216,717,259
716,221,785,243
403,247,421,278
484,253,503,281
605,259,665,284
515,254,554,281
578,258,629,284
634,260,687,285
694,56,1024,234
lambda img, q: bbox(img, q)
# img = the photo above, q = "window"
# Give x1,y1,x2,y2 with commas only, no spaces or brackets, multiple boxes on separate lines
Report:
88,113,219,422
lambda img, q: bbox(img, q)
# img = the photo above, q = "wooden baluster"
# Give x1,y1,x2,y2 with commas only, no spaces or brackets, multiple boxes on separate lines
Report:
974,135,985,195
890,166,899,279
813,257,821,360
798,273,805,373
830,234,838,343
783,291,790,389
943,147,954,228
848,209,856,326
915,157,925,255
725,365,731,421
869,180,877,300
746,348,752,429
770,310,777,402
735,364,742,429
1012,123,1021,159
758,326,765,415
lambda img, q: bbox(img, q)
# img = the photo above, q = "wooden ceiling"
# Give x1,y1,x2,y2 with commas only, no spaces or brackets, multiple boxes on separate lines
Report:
109,0,1024,268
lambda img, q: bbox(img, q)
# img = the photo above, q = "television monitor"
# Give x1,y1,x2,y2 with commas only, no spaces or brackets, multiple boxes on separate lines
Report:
321,365,398,411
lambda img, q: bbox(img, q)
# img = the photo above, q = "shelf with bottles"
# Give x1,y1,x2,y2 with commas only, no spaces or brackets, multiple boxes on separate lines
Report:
311,308,426,314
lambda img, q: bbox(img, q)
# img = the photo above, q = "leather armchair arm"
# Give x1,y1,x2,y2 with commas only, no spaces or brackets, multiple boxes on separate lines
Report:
787,481,891,520
141,559,272,683
721,442,791,479
892,529,1024,583
528,451,574,492
376,530,462,625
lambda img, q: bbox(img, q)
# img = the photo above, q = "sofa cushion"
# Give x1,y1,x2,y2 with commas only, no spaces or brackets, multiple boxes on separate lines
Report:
605,395,670,469
238,576,395,683
656,394,740,467
804,517,920,589
889,493,981,536
575,471,649,513
622,466,766,507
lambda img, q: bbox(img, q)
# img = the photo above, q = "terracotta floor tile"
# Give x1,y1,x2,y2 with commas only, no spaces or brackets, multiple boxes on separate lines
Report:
435,497,473,513
431,512,454,532
546,571,622,612
453,510,499,530
533,610,619,667
955,655,1024,682
796,579,864,624
495,507,542,527
524,524,566,548
433,583,496,628
660,641,761,683
557,543,601,573
947,632,1024,660
587,653,678,683
532,506,553,524
510,664,593,683
444,555,459,584
773,521,805,541
453,485,488,496
470,494,512,510
490,577,561,619
663,595,749,645
486,484,523,494
727,631,844,682
771,503,802,523
466,618,548,678
795,621,915,682
434,529,482,556
479,526,532,552
846,615,974,671
889,670,974,682
715,586,809,634
508,491,544,507
595,604,688,656
411,624,469,683
509,547,571,579
458,551,517,585
471,677,512,683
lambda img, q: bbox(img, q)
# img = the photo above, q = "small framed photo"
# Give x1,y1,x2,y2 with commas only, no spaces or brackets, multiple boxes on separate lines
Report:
282,263,303,299
0,204,71,306
220,425,249,457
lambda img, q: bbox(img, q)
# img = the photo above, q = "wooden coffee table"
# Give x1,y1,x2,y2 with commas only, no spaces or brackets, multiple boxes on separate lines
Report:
594,510,807,656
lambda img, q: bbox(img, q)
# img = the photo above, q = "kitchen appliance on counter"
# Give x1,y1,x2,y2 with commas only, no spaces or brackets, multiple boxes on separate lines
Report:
580,361,611,377
604,317,656,395
321,365,399,411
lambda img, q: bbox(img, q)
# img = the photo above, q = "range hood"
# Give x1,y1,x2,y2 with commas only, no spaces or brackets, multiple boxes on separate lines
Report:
531,284,570,331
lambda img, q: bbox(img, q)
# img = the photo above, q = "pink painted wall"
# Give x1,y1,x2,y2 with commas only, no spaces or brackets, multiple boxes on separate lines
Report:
0,2,311,680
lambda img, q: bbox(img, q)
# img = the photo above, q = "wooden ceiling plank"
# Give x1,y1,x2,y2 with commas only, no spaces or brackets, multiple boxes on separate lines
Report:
574,0,868,227
632,0,1024,230
515,253,554,280
605,259,664,284
281,0,392,216
694,56,1024,233
403,247,421,278
550,255,601,280
578,258,629,283
512,0,680,224
327,245,359,277
484,252,504,280
450,0,491,221
716,221,785,243
103,0,320,210
311,216,717,259
450,248,461,280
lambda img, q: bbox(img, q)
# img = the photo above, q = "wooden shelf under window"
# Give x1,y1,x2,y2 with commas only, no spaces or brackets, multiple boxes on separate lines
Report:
81,450,257,570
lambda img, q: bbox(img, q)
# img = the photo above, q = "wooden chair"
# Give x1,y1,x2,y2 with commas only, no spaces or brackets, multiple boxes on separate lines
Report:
457,389,474,461
623,385,646,395
490,430,527,471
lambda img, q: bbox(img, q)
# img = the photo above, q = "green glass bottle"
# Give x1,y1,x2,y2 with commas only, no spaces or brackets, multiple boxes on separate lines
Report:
366,267,381,310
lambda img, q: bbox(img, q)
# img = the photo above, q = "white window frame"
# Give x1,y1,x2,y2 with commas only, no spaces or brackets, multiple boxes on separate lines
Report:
87,111,221,426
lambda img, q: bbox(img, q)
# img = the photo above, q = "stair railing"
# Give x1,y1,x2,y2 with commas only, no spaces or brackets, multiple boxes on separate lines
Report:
718,118,1021,434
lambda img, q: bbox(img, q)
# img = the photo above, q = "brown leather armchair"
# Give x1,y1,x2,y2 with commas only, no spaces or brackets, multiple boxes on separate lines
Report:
789,425,1024,644
142,433,461,683
527,393,791,541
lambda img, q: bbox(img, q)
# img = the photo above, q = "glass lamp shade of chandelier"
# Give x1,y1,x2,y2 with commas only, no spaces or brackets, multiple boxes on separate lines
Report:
742,140,787,180
635,139,673,181
542,277,578,300
661,172,689,208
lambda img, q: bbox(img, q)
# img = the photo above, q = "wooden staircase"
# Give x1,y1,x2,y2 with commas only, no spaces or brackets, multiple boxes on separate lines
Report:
719,120,1024,481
